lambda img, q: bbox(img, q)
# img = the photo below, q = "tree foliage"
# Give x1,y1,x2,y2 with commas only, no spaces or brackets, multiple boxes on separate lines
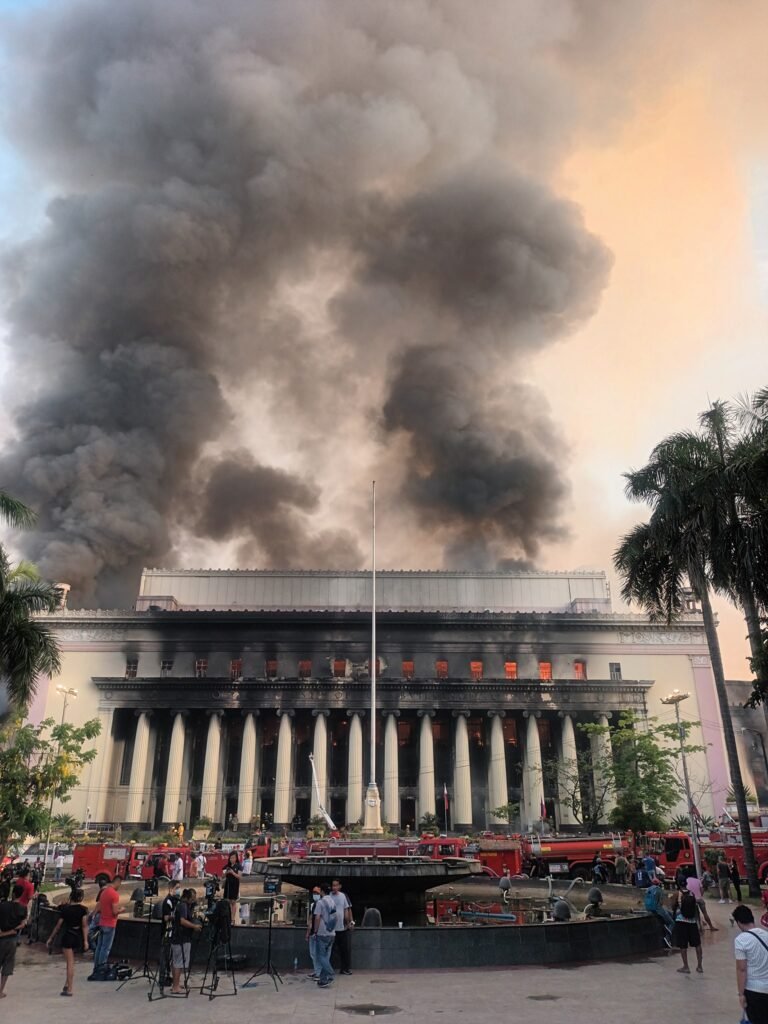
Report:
542,713,703,834
490,802,520,830
0,715,100,850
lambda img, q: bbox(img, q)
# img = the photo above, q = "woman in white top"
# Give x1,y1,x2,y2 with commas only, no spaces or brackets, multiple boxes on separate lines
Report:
733,904,768,1024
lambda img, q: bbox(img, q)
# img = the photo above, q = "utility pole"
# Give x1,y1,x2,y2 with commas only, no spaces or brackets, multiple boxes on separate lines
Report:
661,689,703,881
41,685,78,883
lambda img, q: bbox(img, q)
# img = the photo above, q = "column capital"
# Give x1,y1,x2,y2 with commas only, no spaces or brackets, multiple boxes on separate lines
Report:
452,710,470,719
311,709,330,718
347,709,365,718
487,710,506,719
523,710,541,719
134,709,153,719
241,709,260,719
594,712,613,722
205,709,224,719
386,710,401,718
417,709,435,718
558,711,573,720
277,709,295,718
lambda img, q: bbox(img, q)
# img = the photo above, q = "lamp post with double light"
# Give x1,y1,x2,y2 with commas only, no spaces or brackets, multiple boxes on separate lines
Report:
41,685,78,883
660,689,703,881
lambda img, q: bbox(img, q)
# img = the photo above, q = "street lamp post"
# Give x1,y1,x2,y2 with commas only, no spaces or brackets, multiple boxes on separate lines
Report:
41,685,78,883
742,728,768,810
661,689,703,881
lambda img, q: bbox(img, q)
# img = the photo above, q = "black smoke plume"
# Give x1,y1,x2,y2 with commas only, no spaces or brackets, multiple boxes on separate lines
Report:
0,1,616,603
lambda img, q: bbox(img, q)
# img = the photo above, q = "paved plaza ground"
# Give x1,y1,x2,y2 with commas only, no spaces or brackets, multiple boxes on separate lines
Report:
3,900,746,1023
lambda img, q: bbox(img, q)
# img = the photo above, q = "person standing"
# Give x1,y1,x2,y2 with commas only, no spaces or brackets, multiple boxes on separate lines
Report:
46,887,89,996
733,904,768,1024
171,854,184,883
685,875,717,932
718,856,733,904
91,877,124,975
242,849,253,876
312,884,337,988
498,868,512,898
54,852,65,883
306,886,323,979
0,885,27,999
614,853,629,886
671,887,703,975
170,889,202,995
730,859,743,902
330,879,354,976
222,852,242,926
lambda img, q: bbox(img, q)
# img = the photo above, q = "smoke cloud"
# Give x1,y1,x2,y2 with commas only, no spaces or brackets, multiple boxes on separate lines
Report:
0,0,622,604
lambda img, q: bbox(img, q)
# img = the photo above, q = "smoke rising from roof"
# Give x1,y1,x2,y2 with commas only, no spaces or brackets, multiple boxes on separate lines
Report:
0,0,617,604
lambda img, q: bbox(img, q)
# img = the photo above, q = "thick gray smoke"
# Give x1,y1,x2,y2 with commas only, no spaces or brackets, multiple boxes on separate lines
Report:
0,0,616,604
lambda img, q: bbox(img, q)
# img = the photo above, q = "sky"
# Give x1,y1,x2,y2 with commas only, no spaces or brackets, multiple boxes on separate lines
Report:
0,1,766,679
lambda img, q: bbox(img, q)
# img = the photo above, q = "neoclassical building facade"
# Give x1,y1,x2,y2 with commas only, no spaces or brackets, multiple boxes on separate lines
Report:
33,569,732,831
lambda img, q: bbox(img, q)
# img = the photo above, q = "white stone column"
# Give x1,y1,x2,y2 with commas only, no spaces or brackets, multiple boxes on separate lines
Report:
199,712,223,823
162,712,187,824
453,712,472,827
557,713,579,826
86,707,114,823
347,712,364,826
384,713,400,827
488,712,509,824
310,711,329,820
524,712,545,830
274,711,294,826
592,714,616,820
237,712,258,825
418,712,436,821
125,711,151,823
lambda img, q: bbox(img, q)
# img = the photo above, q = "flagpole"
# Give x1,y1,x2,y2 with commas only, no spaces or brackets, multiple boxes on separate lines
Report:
362,480,383,833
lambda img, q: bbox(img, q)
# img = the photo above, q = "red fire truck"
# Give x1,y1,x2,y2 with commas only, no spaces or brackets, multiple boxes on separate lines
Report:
72,842,149,884
644,829,768,882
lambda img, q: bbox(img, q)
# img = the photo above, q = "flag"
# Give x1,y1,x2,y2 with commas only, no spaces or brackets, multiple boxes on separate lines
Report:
540,798,547,820
443,783,449,812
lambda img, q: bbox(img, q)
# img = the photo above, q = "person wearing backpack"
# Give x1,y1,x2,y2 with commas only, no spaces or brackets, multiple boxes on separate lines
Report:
311,884,337,988
671,887,703,975
733,904,768,1024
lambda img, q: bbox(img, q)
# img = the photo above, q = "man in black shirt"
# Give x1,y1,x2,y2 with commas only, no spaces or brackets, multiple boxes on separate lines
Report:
0,885,28,998
170,889,202,995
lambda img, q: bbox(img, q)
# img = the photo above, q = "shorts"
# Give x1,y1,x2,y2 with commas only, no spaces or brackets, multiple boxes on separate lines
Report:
0,937,17,977
745,989,768,1024
672,921,701,949
62,930,84,952
171,943,191,969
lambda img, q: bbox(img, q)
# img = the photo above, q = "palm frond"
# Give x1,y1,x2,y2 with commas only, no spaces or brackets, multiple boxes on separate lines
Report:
0,491,36,530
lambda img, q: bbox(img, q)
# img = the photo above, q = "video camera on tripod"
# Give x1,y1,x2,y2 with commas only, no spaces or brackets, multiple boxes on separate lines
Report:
204,874,221,910
64,867,85,895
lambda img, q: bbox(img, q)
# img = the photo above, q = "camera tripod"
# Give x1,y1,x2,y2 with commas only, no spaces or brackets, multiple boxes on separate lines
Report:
199,921,238,1000
243,896,283,992
117,897,158,992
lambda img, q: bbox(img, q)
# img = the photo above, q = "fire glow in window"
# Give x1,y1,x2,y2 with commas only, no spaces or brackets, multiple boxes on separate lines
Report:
402,660,415,680
333,659,347,678
538,661,552,681
298,659,312,679
435,659,448,680
504,661,518,680
470,660,483,681
574,661,587,680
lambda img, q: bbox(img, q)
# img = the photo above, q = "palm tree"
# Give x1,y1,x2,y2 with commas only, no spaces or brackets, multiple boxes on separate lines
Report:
0,492,61,711
614,435,762,896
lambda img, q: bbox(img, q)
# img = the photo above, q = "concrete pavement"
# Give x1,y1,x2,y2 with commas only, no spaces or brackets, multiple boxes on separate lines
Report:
3,900,744,1023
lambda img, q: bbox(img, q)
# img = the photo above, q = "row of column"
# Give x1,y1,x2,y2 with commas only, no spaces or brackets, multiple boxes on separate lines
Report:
122,708,616,827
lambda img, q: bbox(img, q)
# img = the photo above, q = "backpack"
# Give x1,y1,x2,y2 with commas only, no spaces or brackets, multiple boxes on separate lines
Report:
680,891,697,919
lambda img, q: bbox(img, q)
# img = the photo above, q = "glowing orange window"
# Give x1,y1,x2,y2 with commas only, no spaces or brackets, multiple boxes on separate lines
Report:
402,660,415,680
230,659,243,681
470,660,483,681
435,659,448,680
504,661,518,680
538,661,552,681
333,659,347,678
574,661,587,680
298,659,312,679
265,659,278,679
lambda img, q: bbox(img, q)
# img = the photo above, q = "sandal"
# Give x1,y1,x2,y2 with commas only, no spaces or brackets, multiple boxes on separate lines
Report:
677,967,690,974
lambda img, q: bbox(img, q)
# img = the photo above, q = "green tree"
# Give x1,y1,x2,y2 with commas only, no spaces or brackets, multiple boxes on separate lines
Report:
490,802,520,831
541,712,700,833
418,812,440,836
0,714,100,852
51,812,79,840
615,431,762,896
0,491,61,711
